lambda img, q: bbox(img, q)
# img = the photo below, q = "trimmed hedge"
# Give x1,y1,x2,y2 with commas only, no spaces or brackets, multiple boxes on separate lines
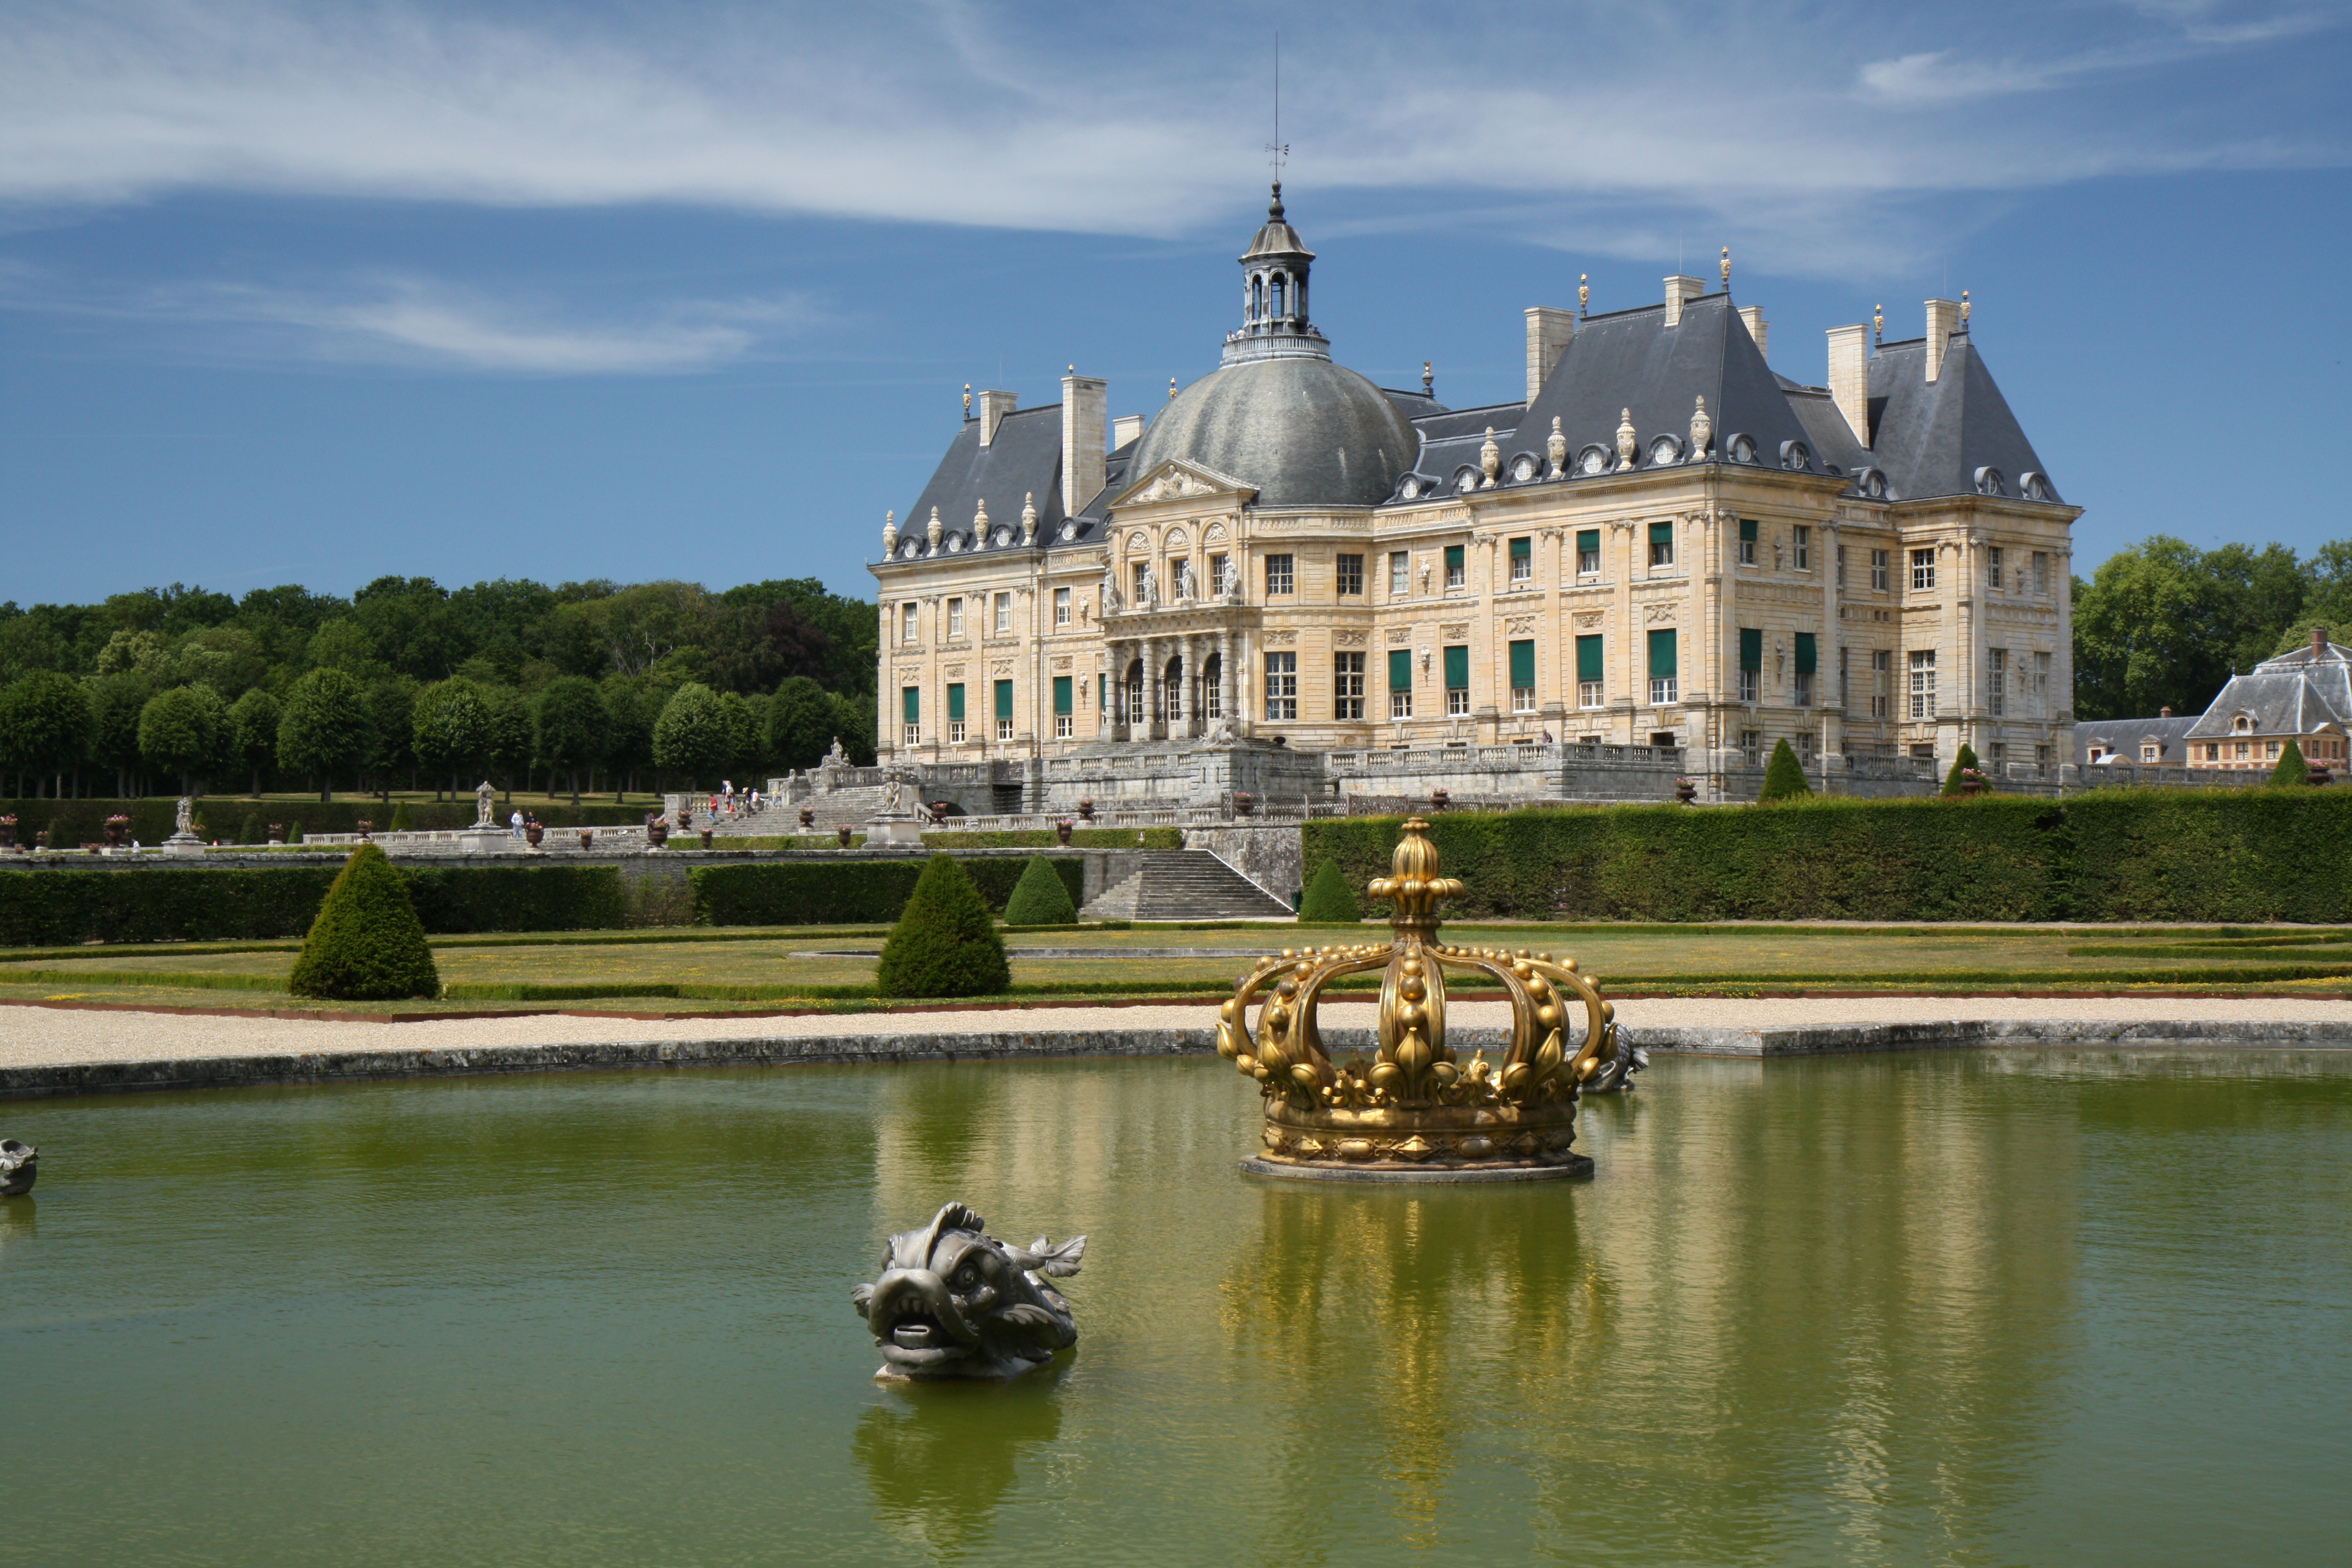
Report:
0,797,648,847
1298,860,1362,923
1302,790,2352,924
875,856,1010,998
0,863,626,945
1004,856,1079,927
688,857,1084,926
290,845,440,1000
922,827,1186,850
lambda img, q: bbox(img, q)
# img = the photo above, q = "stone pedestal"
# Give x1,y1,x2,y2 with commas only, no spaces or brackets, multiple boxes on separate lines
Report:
863,811,927,847
159,834,208,858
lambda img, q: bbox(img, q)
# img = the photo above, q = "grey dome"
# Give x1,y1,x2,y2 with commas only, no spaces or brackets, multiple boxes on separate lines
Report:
1130,357,1418,509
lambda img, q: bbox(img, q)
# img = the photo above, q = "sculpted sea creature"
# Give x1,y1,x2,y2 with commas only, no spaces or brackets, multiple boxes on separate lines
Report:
853,1202,1084,1381
0,1140,36,1197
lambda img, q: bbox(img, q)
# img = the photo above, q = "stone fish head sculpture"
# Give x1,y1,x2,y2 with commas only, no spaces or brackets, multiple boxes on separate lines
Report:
0,1140,37,1197
853,1202,1084,1381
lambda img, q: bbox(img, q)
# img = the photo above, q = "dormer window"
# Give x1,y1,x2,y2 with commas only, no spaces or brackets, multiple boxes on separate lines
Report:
2233,715,2251,733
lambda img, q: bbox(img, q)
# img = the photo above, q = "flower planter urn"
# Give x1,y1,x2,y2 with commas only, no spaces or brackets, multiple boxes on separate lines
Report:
1675,778,1698,805
525,823,545,848
357,820,372,839
1429,788,1450,813
1077,798,1096,821
1055,819,1074,845
2309,767,2332,787
646,818,670,848
267,824,284,845
699,827,714,850
579,830,595,850
35,829,50,851
928,802,950,825
0,818,15,850
799,807,815,829
1232,792,1255,818
104,815,129,848
837,825,853,847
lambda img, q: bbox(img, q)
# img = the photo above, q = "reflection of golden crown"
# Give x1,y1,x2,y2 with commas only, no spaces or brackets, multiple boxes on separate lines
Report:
1216,818,1634,1178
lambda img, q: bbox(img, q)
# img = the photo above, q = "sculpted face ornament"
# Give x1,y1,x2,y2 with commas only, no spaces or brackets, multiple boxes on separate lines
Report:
853,1203,1085,1380
1216,818,1643,1182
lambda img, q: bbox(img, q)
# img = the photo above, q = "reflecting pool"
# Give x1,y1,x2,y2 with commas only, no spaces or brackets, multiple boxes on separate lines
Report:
3,1051,2348,1565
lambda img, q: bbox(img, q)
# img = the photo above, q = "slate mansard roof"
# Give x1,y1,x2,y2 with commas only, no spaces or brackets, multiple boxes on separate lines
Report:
2076,714,2202,766
883,405,1071,564
2186,637,2352,741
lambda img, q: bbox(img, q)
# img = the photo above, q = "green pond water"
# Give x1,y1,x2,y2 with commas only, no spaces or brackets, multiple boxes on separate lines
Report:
2,1052,2348,1565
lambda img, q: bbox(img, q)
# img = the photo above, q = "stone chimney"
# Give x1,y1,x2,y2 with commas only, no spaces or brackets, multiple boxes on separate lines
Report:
1663,274,1705,327
1112,413,1144,449
2160,706,2173,719
1738,306,1768,360
976,389,1017,445
1924,298,1961,382
1061,371,1107,516
1524,306,1575,401
2315,625,2332,655
1826,324,1871,448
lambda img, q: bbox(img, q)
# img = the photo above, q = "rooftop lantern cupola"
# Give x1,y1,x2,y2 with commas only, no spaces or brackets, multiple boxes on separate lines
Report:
1224,182,1331,367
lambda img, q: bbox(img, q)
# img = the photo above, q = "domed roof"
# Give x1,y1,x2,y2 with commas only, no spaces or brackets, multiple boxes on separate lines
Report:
1129,357,1419,509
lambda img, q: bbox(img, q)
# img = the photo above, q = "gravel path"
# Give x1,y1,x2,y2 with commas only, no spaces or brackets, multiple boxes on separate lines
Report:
6,995,2351,1071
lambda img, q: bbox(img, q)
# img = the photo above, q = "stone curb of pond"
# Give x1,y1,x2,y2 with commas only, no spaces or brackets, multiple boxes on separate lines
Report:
4,1019,2351,1102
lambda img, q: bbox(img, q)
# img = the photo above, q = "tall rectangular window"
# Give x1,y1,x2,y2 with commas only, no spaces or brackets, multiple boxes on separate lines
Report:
1053,586,1070,625
1738,627,1762,704
994,679,1014,741
1389,551,1411,597
902,685,921,746
901,602,919,643
1910,548,1936,591
1388,648,1414,719
1871,549,1890,591
1445,644,1471,714
1647,629,1678,705
1265,652,1297,719
1577,529,1601,575
1839,645,1850,709
1988,647,2007,716
1988,547,2005,589
1133,561,1150,604
1173,559,1194,600
2035,650,2051,716
1208,553,1227,595
1445,545,1466,589
946,682,965,744
1053,676,1073,738
1794,632,1816,707
2033,552,2050,595
1334,652,1365,719
1871,649,1891,718
994,592,1011,633
1794,525,1812,571
1576,634,1603,708
1510,536,1533,581
1336,553,1364,596
1739,518,1758,567
946,597,964,639
1909,650,1936,719
1509,638,1537,712
1837,544,1848,587
1649,522,1676,569
1265,554,1294,596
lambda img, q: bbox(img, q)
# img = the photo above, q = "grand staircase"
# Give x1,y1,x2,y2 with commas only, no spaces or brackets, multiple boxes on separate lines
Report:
1078,851,1295,923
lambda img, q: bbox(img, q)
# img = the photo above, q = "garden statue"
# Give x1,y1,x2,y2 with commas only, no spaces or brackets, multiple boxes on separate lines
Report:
853,1202,1084,1381
1219,556,1241,601
0,1139,36,1197
473,781,497,829
175,797,193,836
1100,568,1121,613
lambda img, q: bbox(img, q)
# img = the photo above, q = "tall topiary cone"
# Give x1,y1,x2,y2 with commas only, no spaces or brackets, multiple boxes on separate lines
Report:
289,842,440,1000
876,854,1010,998
1758,738,1812,802
1298,859,1362,923
2270,737,2308,787
1003,855,1077,927
1941,743,1983,797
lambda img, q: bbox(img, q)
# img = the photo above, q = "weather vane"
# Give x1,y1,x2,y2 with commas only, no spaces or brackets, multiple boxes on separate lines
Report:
1265,33,1287,178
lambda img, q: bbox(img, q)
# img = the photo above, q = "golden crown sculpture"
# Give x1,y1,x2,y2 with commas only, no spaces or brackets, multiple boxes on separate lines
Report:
1216,818,1640,1181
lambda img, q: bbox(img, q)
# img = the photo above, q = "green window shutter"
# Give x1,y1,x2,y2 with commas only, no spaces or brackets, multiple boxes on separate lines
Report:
1647,628,1678,678
1739,628,1762,673
946,683,965,721
1509,536,1532,562
1388,649,1412,690
1576,528,1599,556
1739,518,1758,543
1444,645,1469,690
1649,522,1674,546
903,687,921,724
1795,633,1817,674
1576,634,1603,682
1053,675,1072,715
994,679,1014,720
1445,544,1464,573
1509,639,1536,688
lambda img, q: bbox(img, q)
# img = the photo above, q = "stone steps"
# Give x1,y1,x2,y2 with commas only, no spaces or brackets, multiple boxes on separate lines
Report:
1078,851,1295,923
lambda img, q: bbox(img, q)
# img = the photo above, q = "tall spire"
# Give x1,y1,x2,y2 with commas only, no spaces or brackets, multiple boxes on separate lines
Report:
1226,182,1328,367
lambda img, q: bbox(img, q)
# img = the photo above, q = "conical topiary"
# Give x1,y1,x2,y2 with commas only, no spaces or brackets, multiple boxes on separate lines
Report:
1298,859,1362,923
2270,737,2309,787
875,854,1011,998
388,801,415,831
1757,738,1812,802
288,842,440,1000
1941,743,1982,797
1003,855,1078,927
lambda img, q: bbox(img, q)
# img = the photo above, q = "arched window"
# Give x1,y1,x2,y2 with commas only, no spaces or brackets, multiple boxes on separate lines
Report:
1201,652,1223,720
1270,274,1286,318
1125,660,1145,723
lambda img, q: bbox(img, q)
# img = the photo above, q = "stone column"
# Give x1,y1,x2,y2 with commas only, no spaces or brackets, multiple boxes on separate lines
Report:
1218,628,1235,727
1145,637,1164,741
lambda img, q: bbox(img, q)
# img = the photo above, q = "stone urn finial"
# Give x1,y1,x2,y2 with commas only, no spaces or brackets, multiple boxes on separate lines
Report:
1689,395,1711,458
881,509,897,553
927,507,943,549
973,497,989,538
1616,408,1637,467
1547,415,1567,476
1479,427,1500,487
1021,491,1038,545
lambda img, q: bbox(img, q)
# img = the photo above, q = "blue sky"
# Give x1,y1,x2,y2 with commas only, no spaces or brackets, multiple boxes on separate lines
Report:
2,0,2348,608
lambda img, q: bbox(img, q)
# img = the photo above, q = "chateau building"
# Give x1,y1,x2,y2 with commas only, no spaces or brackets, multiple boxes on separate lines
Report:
870,187,2078,781
2081,629,2352,771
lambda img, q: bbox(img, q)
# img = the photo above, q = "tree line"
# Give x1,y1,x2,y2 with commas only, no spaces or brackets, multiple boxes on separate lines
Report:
0,575,878,802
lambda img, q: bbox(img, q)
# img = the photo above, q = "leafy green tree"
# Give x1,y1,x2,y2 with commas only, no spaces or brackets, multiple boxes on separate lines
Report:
1757,738,1812,802
305,617,384,677
769,676,835,772
601,679,657,798
715,689,758,785
85,672,153,795
1299,859,1363,923
365,676,418,793
1941,742,1984,797
277,668,374,803
288,843,440,1000
2271,737,2309,787
484,683,532,793
1003,856,1078,927
876,855,1010,997
412,677,494,799
2073,536,2320,719
652,682,733,789
0,671,94,797
533,676,609,804
228,687,282,794
138,684,228,794
830,688,877,766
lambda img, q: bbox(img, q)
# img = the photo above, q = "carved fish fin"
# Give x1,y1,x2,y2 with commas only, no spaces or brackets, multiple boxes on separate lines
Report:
851,1282,874,1319
1027,1234,1086,1278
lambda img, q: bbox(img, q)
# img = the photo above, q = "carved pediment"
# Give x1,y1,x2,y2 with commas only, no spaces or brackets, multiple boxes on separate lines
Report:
1110,459,1258,510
